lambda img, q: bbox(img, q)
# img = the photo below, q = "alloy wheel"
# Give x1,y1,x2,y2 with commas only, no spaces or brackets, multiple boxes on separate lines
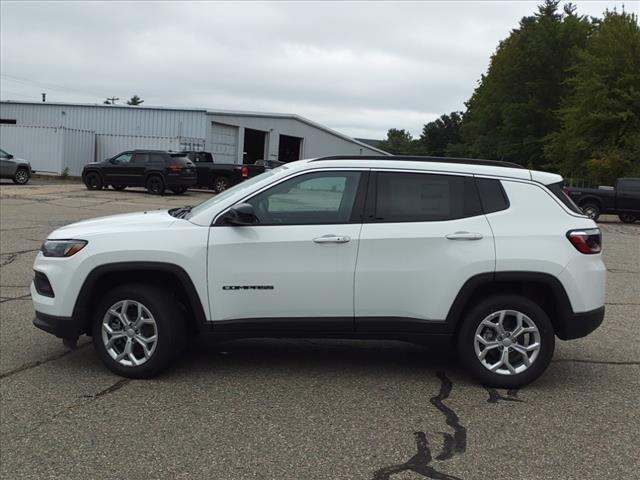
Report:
14,169,29,184
474,310,541,375
214,177,229,193
101,299,158,367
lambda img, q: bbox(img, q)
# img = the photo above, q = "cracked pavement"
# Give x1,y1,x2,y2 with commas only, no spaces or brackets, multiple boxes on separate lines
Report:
1,180,639,479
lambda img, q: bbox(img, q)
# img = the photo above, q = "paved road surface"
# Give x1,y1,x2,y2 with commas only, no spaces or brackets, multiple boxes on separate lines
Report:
1,182,638,479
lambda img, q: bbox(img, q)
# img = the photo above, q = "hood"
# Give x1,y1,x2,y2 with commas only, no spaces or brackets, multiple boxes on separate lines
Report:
48,210,176,239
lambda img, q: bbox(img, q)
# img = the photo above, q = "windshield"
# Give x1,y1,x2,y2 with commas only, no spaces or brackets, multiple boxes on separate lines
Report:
186,168,278,218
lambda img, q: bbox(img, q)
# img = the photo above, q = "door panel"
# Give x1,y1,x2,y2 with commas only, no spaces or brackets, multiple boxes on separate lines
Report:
355,216,494,322
103,152,133,185
208,224,362,325
207,170,367,328
355,171,494,326
616,179,640,213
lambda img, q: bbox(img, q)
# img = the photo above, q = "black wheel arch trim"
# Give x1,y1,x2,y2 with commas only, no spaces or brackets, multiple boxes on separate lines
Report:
72,261,208,334
445,271,596,340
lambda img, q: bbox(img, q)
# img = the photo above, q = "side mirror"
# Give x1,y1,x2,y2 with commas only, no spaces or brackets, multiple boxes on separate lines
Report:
225,203,259,226
109,158,118,164
7,154,13,159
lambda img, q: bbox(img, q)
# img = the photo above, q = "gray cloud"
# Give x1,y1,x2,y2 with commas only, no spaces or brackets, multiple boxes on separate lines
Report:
0,1,628,138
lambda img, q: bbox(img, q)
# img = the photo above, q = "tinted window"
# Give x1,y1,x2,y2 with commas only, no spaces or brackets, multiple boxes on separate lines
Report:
476,178,509,214
132,153,149,164
374,172,482,222
149,154,166,163
247,171,362,225
113,153,132,164
547,181,582,214
618,179,640,193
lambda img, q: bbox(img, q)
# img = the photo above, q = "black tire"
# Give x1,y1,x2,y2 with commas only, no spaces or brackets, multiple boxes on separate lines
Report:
92,283,186,379
171,186,187,195
112,185,127,191
84,171,103,190
12,167,30,185
145,175,165,195
581,203,600,221
618,214,637,224
457,294,555,388
212,176,230,193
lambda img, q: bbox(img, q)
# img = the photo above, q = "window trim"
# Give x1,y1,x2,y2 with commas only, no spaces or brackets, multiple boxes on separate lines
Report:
364,169,483,224
213,169,370,227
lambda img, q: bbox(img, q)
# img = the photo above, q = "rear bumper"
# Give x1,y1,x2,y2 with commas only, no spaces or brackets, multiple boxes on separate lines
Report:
167,175,197,187
556,306,605,340
33,311,83,340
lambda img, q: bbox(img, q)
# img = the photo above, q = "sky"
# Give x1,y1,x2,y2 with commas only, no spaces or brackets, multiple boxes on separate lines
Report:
0,1,633,139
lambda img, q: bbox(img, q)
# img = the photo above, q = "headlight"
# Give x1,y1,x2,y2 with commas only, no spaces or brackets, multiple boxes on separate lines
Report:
41,239,87,257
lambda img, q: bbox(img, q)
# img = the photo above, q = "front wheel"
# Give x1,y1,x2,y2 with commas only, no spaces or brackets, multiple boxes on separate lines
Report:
84,171,103,190
92,284,186,378
618,214,637,224
13,167,30,185
457,294,555,388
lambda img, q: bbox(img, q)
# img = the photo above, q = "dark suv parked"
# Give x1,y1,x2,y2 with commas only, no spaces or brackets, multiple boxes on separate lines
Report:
82,150,197,195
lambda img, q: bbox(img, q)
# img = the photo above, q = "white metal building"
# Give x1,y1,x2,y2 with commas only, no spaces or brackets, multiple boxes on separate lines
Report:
0,101,387,175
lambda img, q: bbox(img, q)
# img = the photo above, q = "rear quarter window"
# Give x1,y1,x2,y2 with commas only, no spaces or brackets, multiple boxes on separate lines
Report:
475,178,509,214
547,181,583,214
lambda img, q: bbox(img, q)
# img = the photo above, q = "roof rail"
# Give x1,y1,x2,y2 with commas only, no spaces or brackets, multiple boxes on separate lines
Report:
310,155,524,169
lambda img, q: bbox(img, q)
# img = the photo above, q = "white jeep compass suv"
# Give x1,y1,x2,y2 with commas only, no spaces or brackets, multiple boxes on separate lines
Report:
31,156,606,387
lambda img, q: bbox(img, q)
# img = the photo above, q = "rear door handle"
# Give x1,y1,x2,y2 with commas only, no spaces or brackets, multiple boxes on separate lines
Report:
445,231,483,241
313,234,351,244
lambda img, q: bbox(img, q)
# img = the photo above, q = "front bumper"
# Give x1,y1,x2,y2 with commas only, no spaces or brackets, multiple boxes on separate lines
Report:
33,311,83,340
556,306,605,340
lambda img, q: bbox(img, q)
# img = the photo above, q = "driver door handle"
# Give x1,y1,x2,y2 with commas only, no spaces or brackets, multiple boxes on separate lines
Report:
313,234,351,244
445,231,483,241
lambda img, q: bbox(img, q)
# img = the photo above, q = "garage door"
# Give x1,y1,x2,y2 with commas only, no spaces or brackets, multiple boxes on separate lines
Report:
210,122,238,164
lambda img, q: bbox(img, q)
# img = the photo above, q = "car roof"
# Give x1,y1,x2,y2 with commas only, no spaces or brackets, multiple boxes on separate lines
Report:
295,155,563,185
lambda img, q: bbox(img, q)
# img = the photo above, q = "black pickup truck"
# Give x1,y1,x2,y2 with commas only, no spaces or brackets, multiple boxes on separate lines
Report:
181,151,265,193
565,177,640,223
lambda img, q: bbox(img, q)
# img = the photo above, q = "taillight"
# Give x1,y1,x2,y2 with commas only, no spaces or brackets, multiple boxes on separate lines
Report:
241,165,249,178
167,164,184,173
567,228,602,254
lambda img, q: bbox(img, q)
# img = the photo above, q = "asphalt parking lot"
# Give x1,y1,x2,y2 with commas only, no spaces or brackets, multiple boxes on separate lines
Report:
1,180,639,480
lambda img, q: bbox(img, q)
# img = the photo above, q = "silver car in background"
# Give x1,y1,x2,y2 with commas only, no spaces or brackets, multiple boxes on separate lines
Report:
0,148,32,184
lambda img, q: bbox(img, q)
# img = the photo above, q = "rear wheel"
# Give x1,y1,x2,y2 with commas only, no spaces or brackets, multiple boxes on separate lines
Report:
581,203,600,221
84,171,103,190
212,176,230,193
146,175,165,195
112,185,127,191
171,186,187,195
458,294,555,388
618,214,637,224
92,284,186,378
12,167,30,185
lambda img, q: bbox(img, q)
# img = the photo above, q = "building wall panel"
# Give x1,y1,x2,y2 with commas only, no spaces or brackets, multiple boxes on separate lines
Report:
62,128,95,176
0,102,207,139
0,125,63,174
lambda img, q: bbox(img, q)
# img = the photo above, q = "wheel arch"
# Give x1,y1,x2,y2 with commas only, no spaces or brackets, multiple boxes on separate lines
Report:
73,262,207,336
446,272,574,340
576,196,602,208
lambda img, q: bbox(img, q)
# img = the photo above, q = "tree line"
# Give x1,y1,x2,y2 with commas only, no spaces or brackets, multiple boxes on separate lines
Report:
378,1,640,184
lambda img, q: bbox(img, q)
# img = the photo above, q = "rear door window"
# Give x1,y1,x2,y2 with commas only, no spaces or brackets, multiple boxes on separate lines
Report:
372,172,482,222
